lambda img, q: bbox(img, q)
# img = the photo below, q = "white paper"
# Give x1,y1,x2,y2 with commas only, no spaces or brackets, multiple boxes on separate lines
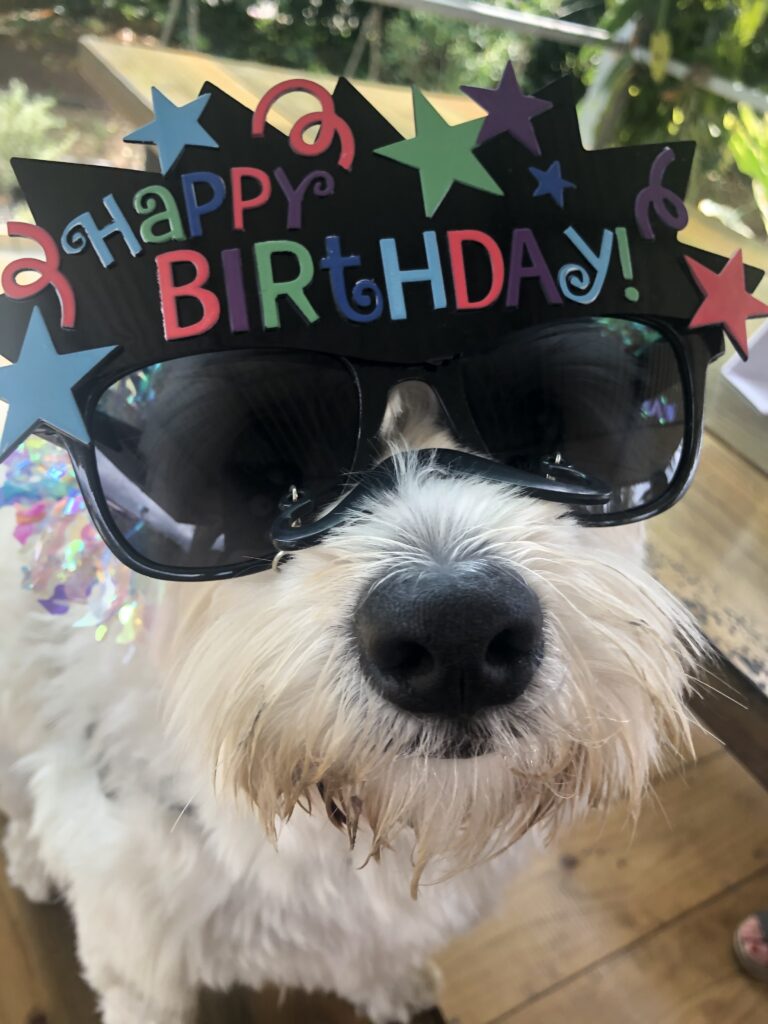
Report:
722,320,768,415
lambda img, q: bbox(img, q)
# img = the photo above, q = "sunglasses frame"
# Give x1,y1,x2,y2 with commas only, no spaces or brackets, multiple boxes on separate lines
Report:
61,315,722,583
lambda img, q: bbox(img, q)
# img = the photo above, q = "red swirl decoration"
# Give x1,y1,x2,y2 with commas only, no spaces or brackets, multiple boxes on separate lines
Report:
252,79,355,171
2,222,77,328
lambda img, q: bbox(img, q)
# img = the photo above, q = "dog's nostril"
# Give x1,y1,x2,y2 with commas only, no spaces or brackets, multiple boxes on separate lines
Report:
485,627,527,666
373,638,434,680
485,619,542,666
353,564,544,717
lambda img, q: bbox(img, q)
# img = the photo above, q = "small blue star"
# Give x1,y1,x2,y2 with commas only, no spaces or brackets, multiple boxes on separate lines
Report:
124,88,219,175
0,308,117,461
529,160,576,208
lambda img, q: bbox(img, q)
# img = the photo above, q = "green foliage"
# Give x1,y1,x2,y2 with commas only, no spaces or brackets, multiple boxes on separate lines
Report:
0,2,580,92
0,79,76,195
734,0,768,46
377,12,517,90
188,1,547,89
727,103,768,229
581,1,768,223
600,0,768,86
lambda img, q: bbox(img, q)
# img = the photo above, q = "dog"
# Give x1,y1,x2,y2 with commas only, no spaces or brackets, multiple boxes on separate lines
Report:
0,378,700,1024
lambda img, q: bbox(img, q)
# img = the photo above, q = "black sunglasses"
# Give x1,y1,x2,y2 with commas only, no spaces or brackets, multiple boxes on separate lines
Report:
62,315,721,582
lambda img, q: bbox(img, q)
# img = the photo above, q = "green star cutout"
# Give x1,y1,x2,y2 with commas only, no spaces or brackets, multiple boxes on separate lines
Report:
375,88,503,217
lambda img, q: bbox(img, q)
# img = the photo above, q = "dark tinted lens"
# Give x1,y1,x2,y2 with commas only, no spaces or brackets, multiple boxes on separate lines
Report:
90,351,360,570
462,318,687,516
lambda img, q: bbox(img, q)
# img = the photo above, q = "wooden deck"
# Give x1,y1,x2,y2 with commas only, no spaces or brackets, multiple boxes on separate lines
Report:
2,727,768,1024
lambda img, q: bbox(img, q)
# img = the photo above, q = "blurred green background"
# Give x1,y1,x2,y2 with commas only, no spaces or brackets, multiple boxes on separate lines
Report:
0,0,766,237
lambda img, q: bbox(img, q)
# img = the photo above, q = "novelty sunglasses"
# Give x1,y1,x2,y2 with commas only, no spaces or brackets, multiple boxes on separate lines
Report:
61,314,721,582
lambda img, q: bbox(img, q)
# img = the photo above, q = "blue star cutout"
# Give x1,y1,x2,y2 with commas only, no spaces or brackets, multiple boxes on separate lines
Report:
124,88,219,175
529,160,576,208
0,308,117,461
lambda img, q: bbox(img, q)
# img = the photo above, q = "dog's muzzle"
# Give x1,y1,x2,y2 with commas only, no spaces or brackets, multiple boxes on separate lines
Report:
353,563,545,717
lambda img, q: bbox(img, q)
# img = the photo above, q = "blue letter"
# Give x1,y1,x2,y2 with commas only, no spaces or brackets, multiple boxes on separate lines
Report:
319,235,383,323
61,194,142,269
379,230,446,321
181,171,227,239
558,227,614,304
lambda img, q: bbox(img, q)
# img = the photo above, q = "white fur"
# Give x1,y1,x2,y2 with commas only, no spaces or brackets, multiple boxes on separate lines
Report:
0,385,701,1023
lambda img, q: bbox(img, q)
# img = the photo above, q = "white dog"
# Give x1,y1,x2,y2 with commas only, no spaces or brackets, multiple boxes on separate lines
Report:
0,382,699,1024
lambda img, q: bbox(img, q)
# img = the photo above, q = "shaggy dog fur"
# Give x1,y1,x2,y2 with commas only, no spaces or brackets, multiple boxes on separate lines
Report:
0,383,700,1023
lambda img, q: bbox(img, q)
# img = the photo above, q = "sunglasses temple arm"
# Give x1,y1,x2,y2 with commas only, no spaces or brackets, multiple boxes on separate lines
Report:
270,450,611,554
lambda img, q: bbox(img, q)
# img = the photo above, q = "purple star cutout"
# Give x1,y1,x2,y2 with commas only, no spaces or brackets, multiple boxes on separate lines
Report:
461,62,553,154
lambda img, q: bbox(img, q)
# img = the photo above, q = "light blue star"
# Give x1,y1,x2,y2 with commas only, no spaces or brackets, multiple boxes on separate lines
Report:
529,160,576,208
124,88,219,175
0,308,117,461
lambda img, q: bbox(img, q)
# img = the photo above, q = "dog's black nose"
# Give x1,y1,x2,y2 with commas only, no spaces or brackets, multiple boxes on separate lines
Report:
353,565,544,716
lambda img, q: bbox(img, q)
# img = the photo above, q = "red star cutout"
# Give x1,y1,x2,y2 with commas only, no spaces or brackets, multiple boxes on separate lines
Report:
685,250,768,361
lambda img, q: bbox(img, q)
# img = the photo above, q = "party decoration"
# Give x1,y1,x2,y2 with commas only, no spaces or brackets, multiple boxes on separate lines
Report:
1,64,765,401
1,222,76,328
252,79,355,170
529,160,575,208
615,227,640,302
461,62,553,153
685,250,768,360
634,147,688,240
375,89,502,216
125,87,219,175
0,437,151,645
0,308,116,460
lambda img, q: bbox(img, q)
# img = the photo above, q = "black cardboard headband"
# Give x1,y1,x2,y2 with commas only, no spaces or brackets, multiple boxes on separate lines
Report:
1,62,766,461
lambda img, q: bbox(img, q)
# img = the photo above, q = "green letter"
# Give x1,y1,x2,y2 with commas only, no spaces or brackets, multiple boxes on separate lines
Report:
134,185,186,244
253,240,319,330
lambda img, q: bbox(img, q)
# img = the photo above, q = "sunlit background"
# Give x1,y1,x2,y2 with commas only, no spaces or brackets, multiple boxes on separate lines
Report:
0,0,766,237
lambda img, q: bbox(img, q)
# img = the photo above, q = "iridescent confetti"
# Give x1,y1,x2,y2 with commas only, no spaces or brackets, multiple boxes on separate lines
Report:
0,436,154,645
640,394,677,424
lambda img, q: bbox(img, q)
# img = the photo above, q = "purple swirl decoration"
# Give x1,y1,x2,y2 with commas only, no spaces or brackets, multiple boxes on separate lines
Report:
634,148,688,241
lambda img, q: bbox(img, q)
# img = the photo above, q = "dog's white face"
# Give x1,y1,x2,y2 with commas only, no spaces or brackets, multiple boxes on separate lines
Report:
158,382,699,888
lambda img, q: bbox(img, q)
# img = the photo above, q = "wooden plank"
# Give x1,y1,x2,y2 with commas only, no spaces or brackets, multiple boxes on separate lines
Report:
688,720,723,761
494,869,768,1024
689,654,768,791
437,750,768,1024
706,351,768,476
200,988,444,1023
0,860,97,1024
79,36,260,124
647,433,768,697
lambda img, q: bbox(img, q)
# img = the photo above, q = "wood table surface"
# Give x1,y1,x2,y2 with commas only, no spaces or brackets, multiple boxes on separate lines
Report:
647,433,768,787
648,432,768,696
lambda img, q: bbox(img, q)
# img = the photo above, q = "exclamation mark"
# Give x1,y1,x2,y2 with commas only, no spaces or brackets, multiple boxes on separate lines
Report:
616,227,639,302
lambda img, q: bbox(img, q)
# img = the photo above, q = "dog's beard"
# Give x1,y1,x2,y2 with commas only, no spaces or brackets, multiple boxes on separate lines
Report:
158,451,702,892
